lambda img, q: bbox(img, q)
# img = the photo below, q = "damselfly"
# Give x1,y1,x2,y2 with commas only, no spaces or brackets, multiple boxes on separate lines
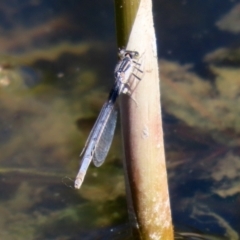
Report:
74,49,143,189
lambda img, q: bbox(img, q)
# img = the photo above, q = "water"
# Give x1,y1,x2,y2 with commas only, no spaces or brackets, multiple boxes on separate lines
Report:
0,0,239,239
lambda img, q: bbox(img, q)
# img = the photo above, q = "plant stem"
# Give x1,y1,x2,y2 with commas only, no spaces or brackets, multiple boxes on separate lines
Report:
114,0,174,239
114,0,140,47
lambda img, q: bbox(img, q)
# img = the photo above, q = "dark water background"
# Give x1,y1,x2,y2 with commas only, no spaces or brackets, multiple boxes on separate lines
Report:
0,0,239,239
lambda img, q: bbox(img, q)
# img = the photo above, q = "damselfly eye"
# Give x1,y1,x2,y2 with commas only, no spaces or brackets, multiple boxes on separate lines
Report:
134,52,139,57
118,48,126,58
114,71,121,78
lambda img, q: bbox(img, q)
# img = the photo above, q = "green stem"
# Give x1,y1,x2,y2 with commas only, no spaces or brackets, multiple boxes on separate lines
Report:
114,0,140,47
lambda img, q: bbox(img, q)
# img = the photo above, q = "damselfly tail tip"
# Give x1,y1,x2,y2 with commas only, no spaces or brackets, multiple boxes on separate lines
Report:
74,177,83,189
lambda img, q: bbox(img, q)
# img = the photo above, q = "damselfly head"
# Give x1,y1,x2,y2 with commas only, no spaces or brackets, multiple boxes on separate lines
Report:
118,48,139,59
